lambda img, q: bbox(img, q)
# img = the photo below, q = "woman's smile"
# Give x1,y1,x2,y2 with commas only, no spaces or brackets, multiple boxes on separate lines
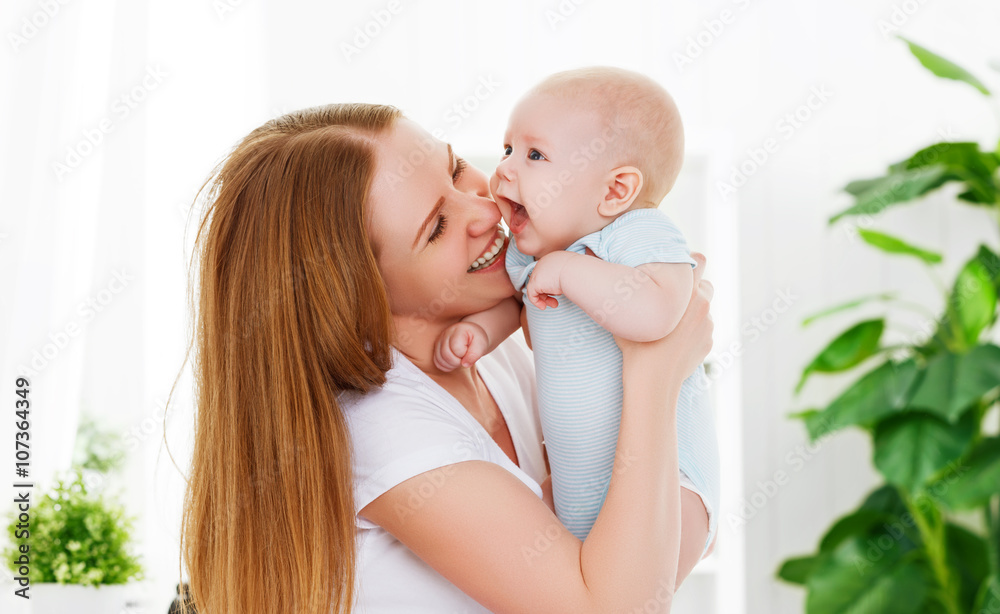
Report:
468,226,509,273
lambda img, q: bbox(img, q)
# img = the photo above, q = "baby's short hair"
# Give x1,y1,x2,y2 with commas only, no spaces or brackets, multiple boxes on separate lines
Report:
528,66,684,207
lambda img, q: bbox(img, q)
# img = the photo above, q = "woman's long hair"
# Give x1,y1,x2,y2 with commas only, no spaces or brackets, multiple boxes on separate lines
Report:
180,103,402,614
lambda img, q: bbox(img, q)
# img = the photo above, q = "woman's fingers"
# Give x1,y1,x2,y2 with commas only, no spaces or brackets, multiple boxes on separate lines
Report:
690,252,706,289
699,278,714,302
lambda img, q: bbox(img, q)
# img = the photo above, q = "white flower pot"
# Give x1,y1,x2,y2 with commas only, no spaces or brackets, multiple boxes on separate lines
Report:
30,583,129,614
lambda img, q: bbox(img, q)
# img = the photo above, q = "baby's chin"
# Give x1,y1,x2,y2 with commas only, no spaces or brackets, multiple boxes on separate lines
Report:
513,232,558,259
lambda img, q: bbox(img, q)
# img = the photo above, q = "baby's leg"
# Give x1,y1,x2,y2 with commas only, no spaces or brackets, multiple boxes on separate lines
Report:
675,487,710,589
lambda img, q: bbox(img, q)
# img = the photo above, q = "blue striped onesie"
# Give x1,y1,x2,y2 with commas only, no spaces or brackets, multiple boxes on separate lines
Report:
506,207,720,556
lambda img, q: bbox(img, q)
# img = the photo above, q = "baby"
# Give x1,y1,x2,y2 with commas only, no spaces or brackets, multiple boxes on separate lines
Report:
434,67,720,559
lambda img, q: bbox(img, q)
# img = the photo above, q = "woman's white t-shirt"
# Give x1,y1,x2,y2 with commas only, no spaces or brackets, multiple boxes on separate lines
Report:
340,336,547,613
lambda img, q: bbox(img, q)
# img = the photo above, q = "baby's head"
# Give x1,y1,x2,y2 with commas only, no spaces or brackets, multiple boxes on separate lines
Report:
492,66,684,258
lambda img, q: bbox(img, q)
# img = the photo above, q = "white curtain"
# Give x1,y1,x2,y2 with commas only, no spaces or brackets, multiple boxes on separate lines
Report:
1,0,269,610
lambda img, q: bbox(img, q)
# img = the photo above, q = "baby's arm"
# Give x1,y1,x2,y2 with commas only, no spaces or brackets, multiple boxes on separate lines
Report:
433,296,522,371
528,250,693,342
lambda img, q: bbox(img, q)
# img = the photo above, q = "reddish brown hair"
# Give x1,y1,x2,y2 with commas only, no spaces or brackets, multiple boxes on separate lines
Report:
180,103,402,614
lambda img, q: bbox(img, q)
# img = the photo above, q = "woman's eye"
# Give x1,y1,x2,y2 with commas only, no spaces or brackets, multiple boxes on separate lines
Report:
428,213,447,244
528,149,546,161
502,145,512,156
452,157,467,182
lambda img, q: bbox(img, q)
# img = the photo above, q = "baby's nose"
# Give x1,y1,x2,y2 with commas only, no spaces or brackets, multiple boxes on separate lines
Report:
495,157,514,182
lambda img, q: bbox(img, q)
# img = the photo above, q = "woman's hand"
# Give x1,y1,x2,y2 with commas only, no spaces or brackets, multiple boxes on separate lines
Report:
614,252,713,382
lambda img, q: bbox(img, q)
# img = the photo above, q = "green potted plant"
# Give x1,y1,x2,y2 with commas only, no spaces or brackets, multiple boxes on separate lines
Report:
776,38,1000,613
3,416,143,613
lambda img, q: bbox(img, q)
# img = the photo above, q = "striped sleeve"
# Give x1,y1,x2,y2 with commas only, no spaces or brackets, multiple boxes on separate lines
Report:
600,209,697,269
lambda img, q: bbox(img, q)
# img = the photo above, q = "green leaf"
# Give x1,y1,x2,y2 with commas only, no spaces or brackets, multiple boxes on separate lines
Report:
836,143,999,224
970,244,1000,294
909,345,1000,421
797,319,885,393
973,577,1000,613
858,484,910,517
928,437,1000,510
818,508,893,554
803,359,920,440
856,229,942,264
945,254,998,350
944,522,991,610
800,486,933,613
844,176,891,197
802,293,896,327
899,37,991,95
890,142,999,205
777,554,821,586
872,411,975,493
830,166,950,223
787,408,821,421
805,536,928,614
3,471,143,585
778,485,923,597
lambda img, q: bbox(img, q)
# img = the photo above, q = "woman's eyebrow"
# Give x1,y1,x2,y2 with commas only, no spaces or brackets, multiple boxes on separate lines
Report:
412,143,455,250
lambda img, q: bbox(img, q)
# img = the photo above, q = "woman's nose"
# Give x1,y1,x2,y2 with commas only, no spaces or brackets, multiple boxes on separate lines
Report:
462,192,502,236
467,162,491,199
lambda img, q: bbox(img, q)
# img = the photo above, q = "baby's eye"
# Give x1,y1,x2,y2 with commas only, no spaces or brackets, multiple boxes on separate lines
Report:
528,149,546,161
502,145,512,157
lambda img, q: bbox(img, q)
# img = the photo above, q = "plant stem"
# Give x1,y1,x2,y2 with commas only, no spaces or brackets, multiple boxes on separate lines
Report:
909,497,962,614
988,496,1000,588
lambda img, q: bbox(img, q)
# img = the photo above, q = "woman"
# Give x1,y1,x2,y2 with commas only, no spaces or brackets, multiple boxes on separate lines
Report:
180,103,714,614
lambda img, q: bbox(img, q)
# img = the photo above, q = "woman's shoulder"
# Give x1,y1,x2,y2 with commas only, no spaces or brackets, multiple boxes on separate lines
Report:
340,337,533,407
338,350,448,421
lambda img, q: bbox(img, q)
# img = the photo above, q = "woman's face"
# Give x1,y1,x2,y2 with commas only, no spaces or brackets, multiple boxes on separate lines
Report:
368,118,515,324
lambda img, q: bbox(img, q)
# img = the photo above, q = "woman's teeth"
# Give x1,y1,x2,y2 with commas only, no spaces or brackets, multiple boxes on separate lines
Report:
468,234,506,272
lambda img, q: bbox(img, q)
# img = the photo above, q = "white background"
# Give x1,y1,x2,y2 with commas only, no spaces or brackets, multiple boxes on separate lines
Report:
1,0,999,612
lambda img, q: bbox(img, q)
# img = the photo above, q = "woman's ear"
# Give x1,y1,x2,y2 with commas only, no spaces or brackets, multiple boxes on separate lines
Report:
598,166,643,217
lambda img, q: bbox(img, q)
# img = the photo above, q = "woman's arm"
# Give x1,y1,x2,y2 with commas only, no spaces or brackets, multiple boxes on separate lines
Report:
360,255,713,613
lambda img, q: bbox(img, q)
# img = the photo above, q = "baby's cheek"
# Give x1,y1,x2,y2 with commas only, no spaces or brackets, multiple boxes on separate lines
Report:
489,172,500,199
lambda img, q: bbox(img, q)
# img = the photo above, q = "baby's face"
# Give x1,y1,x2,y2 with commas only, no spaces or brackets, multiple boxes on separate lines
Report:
491,93,617,258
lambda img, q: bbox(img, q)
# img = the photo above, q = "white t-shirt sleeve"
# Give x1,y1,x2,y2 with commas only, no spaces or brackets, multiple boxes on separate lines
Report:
344,384,485,530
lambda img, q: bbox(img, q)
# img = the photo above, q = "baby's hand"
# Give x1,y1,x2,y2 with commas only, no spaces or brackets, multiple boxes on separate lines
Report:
526,250,577,311
434,321,491,372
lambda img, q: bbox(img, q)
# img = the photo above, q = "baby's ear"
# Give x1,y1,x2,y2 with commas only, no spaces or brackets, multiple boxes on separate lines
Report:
598,166,643,217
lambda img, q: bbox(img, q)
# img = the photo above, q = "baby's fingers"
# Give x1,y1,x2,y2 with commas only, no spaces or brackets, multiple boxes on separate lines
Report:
690,252,706,289
461,334,490,368
449,329,474,358
529,292,558,311
434,335,463,372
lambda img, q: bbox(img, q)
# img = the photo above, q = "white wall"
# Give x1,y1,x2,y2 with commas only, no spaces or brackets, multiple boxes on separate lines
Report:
2,0,998,612
708,2,999,612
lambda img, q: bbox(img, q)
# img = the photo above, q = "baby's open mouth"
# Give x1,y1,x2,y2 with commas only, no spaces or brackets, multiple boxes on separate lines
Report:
495,194,530,235
508,200,530,234
468,228,507,272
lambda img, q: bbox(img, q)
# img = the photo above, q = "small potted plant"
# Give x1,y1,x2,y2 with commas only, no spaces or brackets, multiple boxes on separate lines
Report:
3,470,143,613
4,414,143,613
